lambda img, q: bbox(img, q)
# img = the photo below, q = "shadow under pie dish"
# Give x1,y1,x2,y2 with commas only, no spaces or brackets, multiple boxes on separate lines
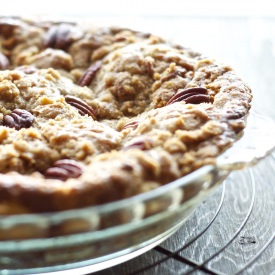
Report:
0,15,263,260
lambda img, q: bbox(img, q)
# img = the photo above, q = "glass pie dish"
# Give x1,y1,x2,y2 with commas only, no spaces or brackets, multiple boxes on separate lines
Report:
0,110,274,275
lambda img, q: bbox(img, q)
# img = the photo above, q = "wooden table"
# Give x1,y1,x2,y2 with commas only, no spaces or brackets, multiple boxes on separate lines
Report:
92,15,275,275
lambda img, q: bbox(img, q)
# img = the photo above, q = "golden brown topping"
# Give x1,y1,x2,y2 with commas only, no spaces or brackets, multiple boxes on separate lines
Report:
78,60,102,87
44,159,82,181
65,95,96,120
167,87,210,105
3,109,35,130
0,17,253,214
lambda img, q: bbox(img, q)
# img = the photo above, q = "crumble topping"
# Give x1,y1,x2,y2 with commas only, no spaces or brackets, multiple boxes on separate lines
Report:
0,17,252,213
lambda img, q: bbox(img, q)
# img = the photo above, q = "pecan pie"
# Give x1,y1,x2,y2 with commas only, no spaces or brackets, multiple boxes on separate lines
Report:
0,17,252,214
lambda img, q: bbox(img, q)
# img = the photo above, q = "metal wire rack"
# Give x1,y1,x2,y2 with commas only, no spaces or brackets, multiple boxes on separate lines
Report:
95,153,275,274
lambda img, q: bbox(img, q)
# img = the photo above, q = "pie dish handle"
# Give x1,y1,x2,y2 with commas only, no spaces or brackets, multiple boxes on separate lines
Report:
216,110,275,171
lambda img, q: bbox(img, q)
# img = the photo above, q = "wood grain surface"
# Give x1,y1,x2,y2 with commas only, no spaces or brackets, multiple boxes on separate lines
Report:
94,15,275,275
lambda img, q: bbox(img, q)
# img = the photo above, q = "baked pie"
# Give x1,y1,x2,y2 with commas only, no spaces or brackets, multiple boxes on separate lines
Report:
0,17,252,214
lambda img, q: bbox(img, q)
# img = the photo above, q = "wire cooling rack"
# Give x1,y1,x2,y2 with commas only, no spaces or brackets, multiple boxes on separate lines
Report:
95,153,275,275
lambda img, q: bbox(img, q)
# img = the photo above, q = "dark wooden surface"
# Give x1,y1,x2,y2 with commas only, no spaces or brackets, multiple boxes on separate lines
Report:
92,15,275,275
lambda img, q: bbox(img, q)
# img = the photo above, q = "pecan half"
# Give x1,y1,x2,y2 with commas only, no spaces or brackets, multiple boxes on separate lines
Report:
3,109,35,130
166,87,210,105
0,19,19,37
224,108,245,119
123,139,153,151
44,24,75,50
44,159,82,181
160,68,187,83
65,95,96,120
121,121,139,131
0,52,9,70
144,57,154,76
78,61,102,87
15,65,37,74
113,36,127,42
160,72,176,83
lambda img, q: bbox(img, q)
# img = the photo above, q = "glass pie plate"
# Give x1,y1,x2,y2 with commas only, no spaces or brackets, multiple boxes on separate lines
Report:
0,110,274,275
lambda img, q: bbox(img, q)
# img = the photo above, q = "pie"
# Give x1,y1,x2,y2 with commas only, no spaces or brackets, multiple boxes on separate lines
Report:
0,17,252,214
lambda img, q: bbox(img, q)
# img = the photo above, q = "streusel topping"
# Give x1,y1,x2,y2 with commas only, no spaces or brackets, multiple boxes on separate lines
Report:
0,17,252,213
